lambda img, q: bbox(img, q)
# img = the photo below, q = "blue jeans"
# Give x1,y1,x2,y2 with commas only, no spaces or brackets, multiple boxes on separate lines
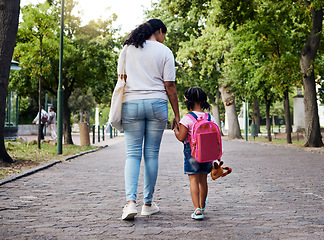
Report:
183,143,213,175
122,98,168,204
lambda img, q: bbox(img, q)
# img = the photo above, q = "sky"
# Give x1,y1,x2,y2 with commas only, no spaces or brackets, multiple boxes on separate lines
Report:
21,0,154,35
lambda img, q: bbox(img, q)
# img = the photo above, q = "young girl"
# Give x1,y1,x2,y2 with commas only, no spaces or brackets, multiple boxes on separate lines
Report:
174,87,217,220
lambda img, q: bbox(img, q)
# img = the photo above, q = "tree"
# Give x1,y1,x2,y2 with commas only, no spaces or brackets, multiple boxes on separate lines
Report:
0,0,20,163
148,0,323,146
147,0,242,138
226,0,324,146
258,1,302,143
218,0,306,143
11,0,119,145
69,88,96,123
219,86,242,139
16,2,57,148
299,1,323,147
57,21,118,144
252,99,261,133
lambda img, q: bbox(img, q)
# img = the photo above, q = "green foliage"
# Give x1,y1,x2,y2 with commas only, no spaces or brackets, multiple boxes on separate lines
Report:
46,0,55,5
8,0,324,131
213,0,256,29
217,0,304,105
99,106,110,125
318,78,324,104
144,0,324,143
69,88,96,113
146,0,212,99
10,2,58,95
148,0,314,108
17,97,38,124
10,0,120,112
316,38,324,104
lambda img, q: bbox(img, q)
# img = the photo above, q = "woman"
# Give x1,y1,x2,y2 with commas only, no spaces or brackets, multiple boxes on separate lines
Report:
119,19,180,220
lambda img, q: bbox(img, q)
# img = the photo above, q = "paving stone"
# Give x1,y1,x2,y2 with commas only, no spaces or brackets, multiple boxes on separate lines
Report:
0,131,323,239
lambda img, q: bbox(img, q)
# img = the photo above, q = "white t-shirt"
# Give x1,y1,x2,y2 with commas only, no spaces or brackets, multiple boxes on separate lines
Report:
118,40,175,102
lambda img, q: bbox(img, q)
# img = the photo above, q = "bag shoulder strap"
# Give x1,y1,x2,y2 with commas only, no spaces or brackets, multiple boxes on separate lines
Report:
124,46,127,72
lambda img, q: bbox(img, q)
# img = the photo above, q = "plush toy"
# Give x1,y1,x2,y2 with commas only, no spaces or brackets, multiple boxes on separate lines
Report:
211,160,232,180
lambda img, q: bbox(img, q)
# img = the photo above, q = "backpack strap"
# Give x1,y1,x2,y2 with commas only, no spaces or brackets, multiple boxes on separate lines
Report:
188,112,211,121
188,112,198,121
207,113,211,121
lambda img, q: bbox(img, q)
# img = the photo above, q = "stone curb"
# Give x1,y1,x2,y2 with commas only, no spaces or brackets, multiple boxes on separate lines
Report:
0,145,108,186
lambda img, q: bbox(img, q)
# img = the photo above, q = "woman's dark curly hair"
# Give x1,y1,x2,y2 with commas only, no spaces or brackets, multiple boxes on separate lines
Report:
184,87,210,111
123,19,167,48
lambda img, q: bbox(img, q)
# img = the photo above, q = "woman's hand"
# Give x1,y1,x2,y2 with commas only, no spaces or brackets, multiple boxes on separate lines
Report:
171,118,179,130
118,74,127,81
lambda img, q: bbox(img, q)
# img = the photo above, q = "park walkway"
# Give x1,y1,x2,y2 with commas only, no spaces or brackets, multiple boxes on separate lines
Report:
0,130,323,239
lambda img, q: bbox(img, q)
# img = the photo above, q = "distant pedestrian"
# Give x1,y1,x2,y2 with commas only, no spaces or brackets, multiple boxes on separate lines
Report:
48,107,57,140
32,106,48,140
119,19,180,220
173,87,218,220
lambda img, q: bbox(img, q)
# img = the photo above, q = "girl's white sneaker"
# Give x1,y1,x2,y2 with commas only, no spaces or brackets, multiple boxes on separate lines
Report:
141,202,160,216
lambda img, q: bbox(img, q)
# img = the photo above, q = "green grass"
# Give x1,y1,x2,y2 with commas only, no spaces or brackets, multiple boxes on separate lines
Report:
250,136,304,146
1,142,97,180
0,169,9,177
5,142,96,162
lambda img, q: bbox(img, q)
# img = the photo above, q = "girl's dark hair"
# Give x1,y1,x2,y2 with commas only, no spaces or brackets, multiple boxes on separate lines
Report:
184,87,210,111
123,19,167,48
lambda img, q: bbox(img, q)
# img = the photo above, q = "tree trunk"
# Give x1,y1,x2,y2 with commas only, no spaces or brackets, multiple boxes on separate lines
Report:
283,89,292,144
302,71,323,147
252,99,260,133
219,86,242,139
0,1,20,163
85,111,89,124
63,90,73,144
299,5,323,147
80,110,84,123
210,90,222,135
265,101,272,142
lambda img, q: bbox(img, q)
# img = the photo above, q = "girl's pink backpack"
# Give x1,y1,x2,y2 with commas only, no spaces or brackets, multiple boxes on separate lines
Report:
187,112,222,163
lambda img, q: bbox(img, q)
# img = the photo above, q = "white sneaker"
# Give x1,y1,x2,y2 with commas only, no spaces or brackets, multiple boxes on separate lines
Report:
141,202,160,216
122,202,137,220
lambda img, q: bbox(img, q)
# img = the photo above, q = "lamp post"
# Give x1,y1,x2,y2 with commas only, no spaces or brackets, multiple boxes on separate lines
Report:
57,0,64,154
244,100,249,141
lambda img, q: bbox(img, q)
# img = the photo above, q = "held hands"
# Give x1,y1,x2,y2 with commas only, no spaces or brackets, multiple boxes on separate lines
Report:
171,117,179,131
173,119,187,142
172,117,186,142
